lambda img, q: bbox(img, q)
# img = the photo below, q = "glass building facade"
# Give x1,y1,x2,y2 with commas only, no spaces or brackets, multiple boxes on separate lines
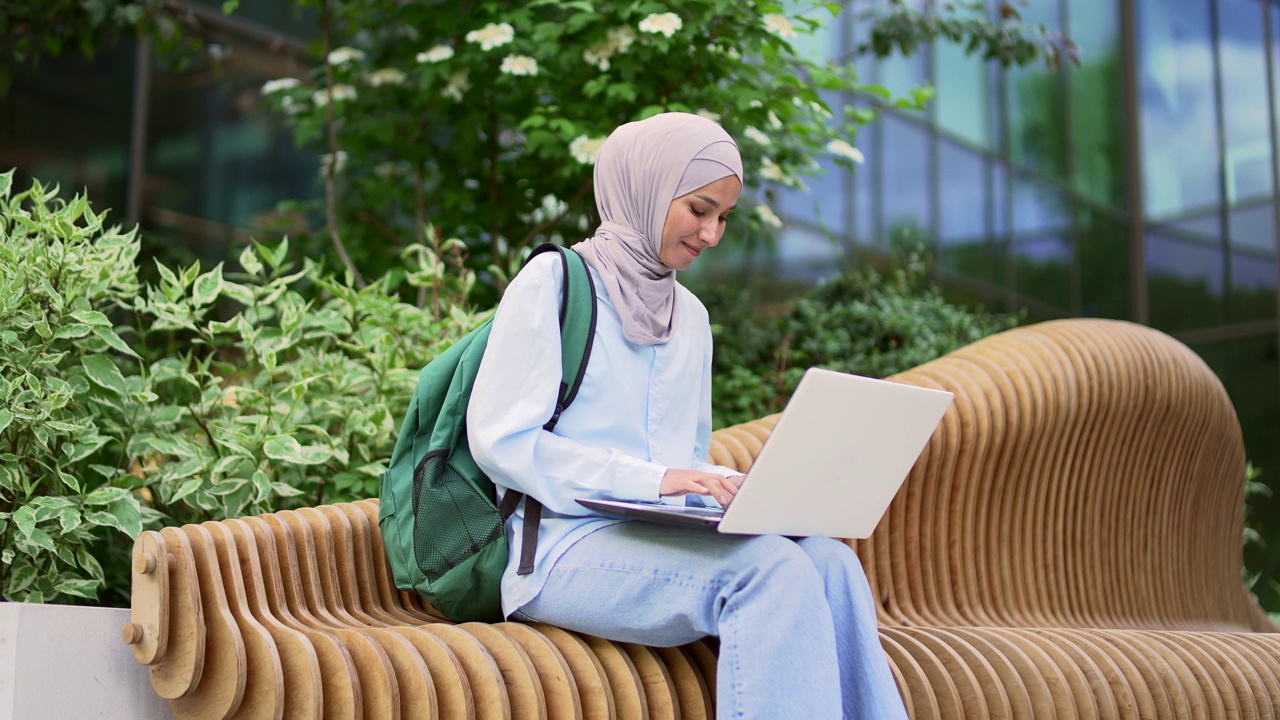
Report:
753,0,1280,597
0,1,317,268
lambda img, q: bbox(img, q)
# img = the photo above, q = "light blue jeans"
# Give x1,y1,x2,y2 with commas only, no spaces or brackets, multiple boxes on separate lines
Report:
510,521,908,720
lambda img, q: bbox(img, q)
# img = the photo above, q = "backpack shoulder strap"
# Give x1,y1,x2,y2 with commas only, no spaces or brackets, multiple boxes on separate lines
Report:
511,243,598,575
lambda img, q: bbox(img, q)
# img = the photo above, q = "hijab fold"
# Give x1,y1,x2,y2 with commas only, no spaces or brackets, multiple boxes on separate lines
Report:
573,113,744,346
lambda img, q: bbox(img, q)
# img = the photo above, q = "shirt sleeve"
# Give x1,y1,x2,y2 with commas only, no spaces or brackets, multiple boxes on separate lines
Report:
686,321,741,508
467,253,666,515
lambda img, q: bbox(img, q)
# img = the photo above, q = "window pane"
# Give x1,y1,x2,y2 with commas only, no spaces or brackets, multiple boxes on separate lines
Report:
145,45,316,264
880,114,932,252
1068,0,1127,208
1137,0,1222,217
1218,0,1273,202
1012,173,1070,237
1077,207,1132,319
776,154,848,237
1230,204,1277,322
1014,234,1073,312
777,224,844,282
933,39,988,147
1007,0,1067,181
187,0,316,36
1229,202,1277,254
938,140,996,284
938,140,988,243
993,161,1010,238
0,43,135,216
1147,230,1227,330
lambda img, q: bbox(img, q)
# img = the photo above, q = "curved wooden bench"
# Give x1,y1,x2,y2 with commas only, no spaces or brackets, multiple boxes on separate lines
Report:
709,318,1278,718
126,318,1278,718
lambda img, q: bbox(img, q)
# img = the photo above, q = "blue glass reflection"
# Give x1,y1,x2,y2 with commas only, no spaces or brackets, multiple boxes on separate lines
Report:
1217,0,1273,202
1014,234,1073,311
933,39,988,147
938,139,989,244
1137,0,1222,217
1229,202,1278,254
880,114,932,250
1147,229,1228,330
1012,172,1070,236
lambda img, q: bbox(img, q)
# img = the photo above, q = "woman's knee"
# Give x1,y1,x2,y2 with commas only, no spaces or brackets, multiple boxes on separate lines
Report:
797,536,864,577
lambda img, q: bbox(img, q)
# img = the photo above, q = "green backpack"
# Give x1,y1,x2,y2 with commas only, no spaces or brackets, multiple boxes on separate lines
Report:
378,244,597,623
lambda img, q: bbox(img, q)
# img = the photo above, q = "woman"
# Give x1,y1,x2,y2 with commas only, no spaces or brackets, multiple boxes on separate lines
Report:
467,112,906,719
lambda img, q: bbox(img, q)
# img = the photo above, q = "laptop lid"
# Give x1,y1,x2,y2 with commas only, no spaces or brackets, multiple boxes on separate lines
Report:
713,367,953,538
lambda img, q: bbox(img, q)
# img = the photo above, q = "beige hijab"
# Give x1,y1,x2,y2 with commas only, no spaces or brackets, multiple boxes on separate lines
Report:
573,113,743,346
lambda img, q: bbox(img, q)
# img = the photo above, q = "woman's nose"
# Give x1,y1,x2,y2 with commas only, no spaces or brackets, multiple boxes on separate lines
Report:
700,222,720,245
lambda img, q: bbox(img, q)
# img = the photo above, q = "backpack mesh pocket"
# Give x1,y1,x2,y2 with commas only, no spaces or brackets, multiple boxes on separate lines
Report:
412,451,503,582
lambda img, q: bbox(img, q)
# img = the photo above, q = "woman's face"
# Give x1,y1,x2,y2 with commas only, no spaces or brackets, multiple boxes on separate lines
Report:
658,175,742,271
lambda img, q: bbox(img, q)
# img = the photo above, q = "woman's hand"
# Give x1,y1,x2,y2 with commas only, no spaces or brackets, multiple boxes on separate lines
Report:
660,469,746,507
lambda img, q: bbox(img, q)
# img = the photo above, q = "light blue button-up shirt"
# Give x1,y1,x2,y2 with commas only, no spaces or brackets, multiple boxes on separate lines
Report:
467,252,735,617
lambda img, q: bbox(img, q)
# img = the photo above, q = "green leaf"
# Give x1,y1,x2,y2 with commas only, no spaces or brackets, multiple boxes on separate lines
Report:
262,435,334,465
13,505,36,539
92,326,140,358
81,355,128,397
54,577,100,600
84,486,131,506
170,478,203,505
238,244,264,276
155,259,182,291
0,169,12,199
0,408,12,436
77,548,104,581
252,470,271,502
25,527,55,553
222,0,240,13
69,310,111,327
6,563,36,594
53,323,90,340
192,262,225,307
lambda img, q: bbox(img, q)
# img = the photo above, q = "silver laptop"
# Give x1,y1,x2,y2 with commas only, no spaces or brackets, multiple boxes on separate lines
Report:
576,367,953,538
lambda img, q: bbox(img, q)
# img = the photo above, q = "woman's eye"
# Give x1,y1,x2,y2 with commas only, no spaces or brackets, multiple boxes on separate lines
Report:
690,207,706,218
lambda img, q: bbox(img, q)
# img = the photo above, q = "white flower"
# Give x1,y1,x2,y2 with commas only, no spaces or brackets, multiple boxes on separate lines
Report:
743,126,771,146
373,162,399,178
695,109,721,122
367,68,406,87
755,203,783,229
608,26,636,52
762,14,797,39
327,46,366,65
759,158,786,183
260,77,300,95
500,55,539,76
279,95,306,116
466,22,515,51
749,99,764,108
313,84,357,107
638,12,682,38
569,136,606,165
319,151,348,177
417,45,454,63
583,42,613,71
827,139,865,164
767,110,782,129
442,70,470,101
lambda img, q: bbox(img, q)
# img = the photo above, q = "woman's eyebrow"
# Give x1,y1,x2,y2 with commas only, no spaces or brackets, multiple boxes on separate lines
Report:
694,194,737,211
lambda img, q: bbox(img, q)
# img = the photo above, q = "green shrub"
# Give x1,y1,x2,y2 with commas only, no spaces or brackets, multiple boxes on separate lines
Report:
0,170,482,605
0,171,147,603
706,251,1020,429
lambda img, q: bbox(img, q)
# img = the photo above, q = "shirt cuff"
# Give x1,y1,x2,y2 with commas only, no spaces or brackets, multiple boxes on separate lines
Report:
611,454,666,502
